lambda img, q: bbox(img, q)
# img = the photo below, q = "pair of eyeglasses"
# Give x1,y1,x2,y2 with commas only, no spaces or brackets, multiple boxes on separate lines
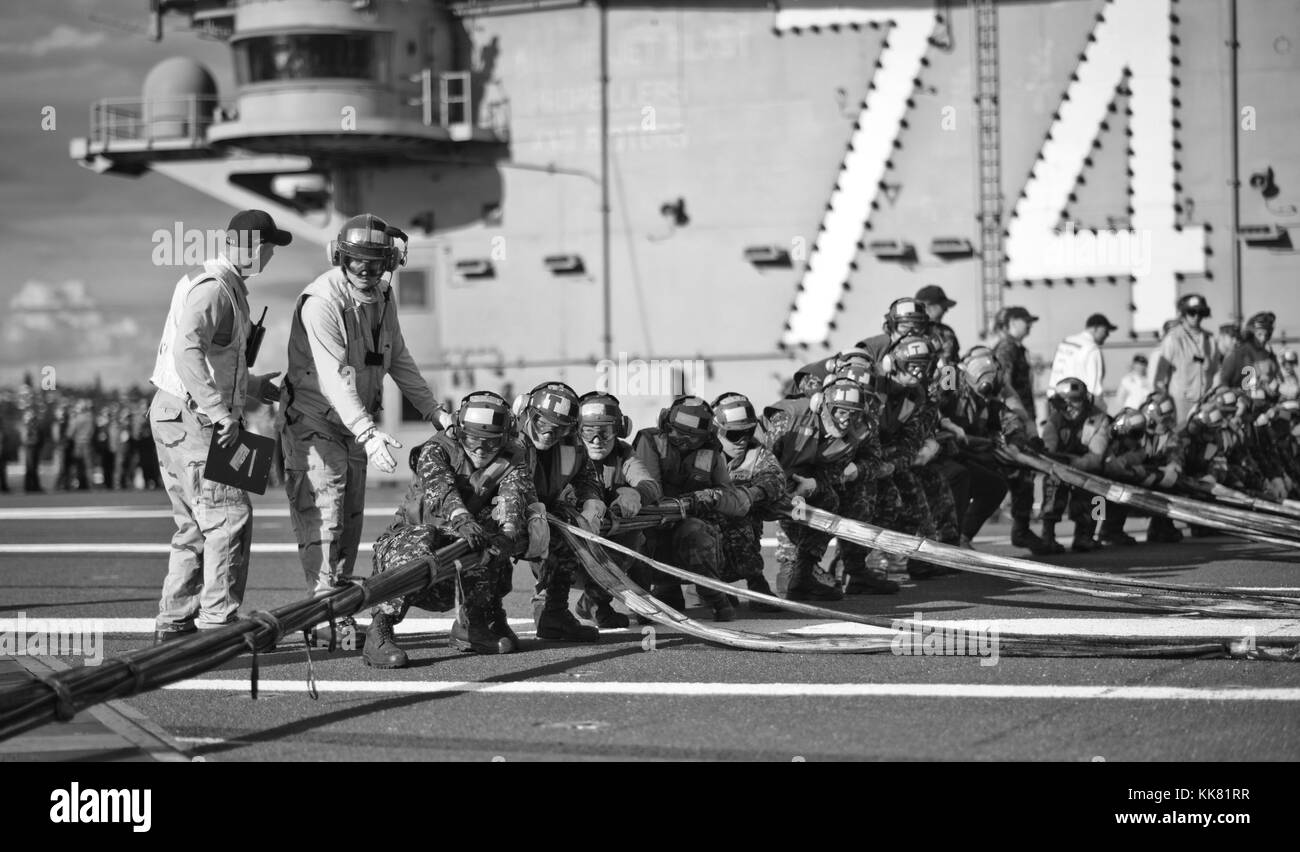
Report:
580,425,615,442
461,434,503,452
721,427,756,443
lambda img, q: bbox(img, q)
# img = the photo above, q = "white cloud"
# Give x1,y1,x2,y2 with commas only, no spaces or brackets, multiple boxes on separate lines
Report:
0,25,106,57
2,280,147,378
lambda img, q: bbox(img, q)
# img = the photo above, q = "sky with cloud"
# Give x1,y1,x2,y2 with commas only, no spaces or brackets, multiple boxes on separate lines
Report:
0,0,321,388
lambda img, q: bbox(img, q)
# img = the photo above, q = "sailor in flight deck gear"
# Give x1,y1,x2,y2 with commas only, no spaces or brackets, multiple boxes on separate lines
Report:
862,335,955,580
1154,294,1217,427
707,392,785,611
855,297,933,365
572,391,662,627
634,396,750,621
367,392,535,666
1039,377,1112,553
761,375,875,600
512,382,604,642
1098,400,1186,545
282,213,449,647
941,348,1035,548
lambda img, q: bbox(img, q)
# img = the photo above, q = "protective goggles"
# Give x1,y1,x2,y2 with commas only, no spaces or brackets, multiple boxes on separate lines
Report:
579,424,616,442
720,426,756,443
529,410,572,437
460,433,504,452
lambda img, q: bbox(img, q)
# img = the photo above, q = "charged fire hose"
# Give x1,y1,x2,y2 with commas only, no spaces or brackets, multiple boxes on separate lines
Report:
0,538,485,743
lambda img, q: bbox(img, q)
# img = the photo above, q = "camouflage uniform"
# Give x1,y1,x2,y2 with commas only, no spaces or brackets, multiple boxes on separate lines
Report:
633,427,733,597
760,398,874,593
714,443,785,583
942,378,1028,539
1041,403,1111,541
870,376,937,539
371,432,530,622
585,439,662,595
1101,428,1186,539
518,434,604,606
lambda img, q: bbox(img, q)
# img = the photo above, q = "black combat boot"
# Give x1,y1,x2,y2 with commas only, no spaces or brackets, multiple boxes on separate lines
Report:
786,558,845,601
650,582,687,612
535,591,600,642
1071,519,1102,553
696,586,736,622
361,613,408,668
1012,519,1057,556
1146,516,1184,543
1038,521,1067,555
843,552,900,595
452,605,512,654
575,591,631,628
488,601,519,653
745,574,784,612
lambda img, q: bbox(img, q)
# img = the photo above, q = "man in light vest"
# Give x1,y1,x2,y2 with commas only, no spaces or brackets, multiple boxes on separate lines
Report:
149,209,288,642
1048,313,1117,412
281,213,448,644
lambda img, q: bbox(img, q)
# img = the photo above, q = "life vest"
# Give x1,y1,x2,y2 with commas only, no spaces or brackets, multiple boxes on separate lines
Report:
639,428,717,496
762,398,868,472
525,436,586,504
393,431,523,525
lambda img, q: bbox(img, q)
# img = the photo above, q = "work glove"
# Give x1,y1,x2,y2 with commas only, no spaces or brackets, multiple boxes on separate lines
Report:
425,407,454,431
450,512,488,549
610,487,642,518
1159,463,1180,489
524,503,550,560
946,422,969,445
873,461,895,479
363,428,402,474
1026,436,1047,454
578,499,606,533
712,486,753,518
791,474,817,498
842,462,859,483
912,438,940,467
1267,477,1288,501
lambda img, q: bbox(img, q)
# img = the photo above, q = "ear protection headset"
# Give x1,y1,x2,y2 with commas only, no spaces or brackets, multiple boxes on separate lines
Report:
710,392,758,434
512,381,579,424
577,391,632,439
879,335,937,380
455,390,516,438
327,214,409,271
658,395,713,435
810,375,867,415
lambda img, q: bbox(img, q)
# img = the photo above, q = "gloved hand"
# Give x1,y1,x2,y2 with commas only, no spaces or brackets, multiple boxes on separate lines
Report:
791,474,817,498
946,422,969,445
873,461,895,479
912,438,940,467
610,487,642,518
578,499,606,533
1159,463,1180,489
1268,477,1288,501
1026,436,1047,454
215,415,241,449
363,428,402,473
450,512,488,549
426,407,455,431
713,486,752,518
842,462,859,483
524,504,550,560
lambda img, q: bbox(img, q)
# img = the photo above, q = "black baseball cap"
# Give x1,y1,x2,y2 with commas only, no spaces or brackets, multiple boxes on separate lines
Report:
226,209,293,247
915,285,956,309
1004,306,1039,322
1087,313,1118,331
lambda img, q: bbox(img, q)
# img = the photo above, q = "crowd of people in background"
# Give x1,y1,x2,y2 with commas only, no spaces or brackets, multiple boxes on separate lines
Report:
0,380,280,494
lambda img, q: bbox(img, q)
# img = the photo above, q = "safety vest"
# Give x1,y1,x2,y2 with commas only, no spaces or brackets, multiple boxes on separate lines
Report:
593,441,634,491
762,398,868,473
639,428,717,497
393,431,523,525
283,268,399,435
1053,412,1108,455
526,438,586,504
150,258,250,419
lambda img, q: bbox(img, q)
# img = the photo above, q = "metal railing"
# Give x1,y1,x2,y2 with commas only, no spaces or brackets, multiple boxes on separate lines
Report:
88,96,228,147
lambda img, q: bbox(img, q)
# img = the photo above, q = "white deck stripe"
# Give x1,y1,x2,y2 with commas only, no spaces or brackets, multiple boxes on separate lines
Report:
0,507,401,521
0,543,357,554
158,679,1300,701
0,617,531,635
4,616,1297,639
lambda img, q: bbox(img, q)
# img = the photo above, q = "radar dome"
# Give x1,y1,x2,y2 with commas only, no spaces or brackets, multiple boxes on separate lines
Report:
142,57,218,138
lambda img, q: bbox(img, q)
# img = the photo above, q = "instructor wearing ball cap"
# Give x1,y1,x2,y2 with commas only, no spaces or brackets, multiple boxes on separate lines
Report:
281,213,450,643
915,284,960,355
1049,313,1117,411
149,209,287,642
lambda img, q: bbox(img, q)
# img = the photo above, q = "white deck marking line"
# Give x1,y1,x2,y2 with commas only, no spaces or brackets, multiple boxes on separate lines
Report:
0,617,532,635
158,680,1300,701
0,507,401,520
8,616,1296,639
0,543,366,554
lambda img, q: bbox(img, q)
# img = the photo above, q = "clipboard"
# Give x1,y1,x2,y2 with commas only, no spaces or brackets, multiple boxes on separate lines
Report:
205,427,277,495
